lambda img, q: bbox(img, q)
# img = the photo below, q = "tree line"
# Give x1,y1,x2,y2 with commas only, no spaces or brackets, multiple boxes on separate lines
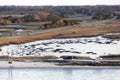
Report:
0,5,120,25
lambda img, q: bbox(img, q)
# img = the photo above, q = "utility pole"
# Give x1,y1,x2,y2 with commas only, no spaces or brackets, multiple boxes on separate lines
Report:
7,49,13,80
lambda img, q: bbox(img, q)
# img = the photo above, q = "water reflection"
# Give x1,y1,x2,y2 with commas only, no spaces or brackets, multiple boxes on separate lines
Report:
0,68,120,80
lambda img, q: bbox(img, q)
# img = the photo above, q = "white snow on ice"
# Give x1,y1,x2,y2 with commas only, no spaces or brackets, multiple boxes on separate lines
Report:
0,36,120,58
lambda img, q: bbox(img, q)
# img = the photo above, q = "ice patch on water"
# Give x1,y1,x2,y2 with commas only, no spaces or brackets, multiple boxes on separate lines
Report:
0,36,120,58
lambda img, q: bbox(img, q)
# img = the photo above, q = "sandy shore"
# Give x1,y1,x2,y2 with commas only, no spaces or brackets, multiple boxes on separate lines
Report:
0,61,120,69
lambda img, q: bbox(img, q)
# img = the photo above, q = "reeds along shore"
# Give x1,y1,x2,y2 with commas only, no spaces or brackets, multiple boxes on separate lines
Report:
0,55,120,66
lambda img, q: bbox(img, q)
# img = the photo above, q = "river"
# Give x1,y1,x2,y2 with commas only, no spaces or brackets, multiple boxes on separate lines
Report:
0,68,120,80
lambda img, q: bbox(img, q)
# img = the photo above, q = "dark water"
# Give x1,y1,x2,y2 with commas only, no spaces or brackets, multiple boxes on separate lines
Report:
0,68,120,80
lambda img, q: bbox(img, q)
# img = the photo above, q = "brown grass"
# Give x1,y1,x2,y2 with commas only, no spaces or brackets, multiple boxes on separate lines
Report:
0,55,58,61
0,20,120,46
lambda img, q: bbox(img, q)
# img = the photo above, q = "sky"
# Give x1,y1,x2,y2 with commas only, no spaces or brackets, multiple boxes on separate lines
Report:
0,0,120,6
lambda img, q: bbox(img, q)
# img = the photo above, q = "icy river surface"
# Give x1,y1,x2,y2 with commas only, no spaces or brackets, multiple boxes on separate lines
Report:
0,36,120,58
0,68,120,80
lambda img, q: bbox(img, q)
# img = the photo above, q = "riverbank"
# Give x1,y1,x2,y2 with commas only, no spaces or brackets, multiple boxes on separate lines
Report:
0,61,120,69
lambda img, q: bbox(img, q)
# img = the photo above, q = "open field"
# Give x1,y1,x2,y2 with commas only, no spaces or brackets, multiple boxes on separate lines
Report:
0,22,50,37
0,20,120,46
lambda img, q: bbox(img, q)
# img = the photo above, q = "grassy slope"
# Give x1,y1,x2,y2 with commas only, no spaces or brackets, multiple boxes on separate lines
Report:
0,20,120,46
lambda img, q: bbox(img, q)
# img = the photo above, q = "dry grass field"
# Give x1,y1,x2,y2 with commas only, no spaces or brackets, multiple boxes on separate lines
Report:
0,55,58,61
0,20,120,46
